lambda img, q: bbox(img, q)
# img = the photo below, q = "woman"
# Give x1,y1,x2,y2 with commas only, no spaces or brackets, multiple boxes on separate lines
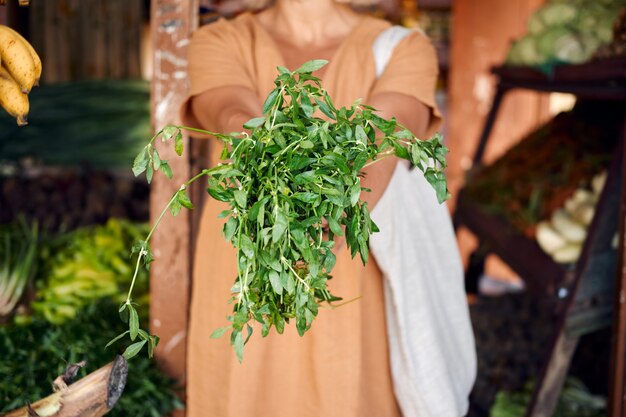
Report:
181,1,476,416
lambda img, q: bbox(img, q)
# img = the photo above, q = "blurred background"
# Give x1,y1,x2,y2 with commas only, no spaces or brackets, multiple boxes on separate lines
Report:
1,0,625,416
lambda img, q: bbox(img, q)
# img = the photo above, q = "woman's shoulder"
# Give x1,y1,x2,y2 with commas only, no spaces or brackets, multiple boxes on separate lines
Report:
191,12,257,43
351,14,433,52
356,14,393,38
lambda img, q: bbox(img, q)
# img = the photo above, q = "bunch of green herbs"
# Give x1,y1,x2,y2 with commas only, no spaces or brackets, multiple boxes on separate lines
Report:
119,60,449,361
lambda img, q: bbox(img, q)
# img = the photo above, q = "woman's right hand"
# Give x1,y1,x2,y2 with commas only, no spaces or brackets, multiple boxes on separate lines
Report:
191,85,262,134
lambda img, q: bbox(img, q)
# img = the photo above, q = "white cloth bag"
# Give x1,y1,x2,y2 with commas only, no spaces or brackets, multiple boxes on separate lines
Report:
370,27,477,417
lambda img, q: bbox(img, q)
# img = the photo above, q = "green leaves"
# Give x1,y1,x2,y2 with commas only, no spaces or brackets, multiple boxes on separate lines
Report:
210,326,231,339
131,126,183,182
295,59,328,74
123,58,450,362
108,300,159,360
243,117,266,129
123,340,147,360
129,306,139,340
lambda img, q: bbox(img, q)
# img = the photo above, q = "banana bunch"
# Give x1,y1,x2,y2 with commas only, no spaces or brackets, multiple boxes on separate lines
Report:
0,24,41,126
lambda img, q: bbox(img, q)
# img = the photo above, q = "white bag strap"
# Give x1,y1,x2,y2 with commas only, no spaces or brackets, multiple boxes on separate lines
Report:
372,25,414,78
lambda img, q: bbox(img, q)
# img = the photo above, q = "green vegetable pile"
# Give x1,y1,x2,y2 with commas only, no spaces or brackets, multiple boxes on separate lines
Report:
120,60,449,361
490,377,605,417
0,299,182,417
0,80,150,169
30,219,149,325
0,219,181,416
0,219,38,317
507,0,625,67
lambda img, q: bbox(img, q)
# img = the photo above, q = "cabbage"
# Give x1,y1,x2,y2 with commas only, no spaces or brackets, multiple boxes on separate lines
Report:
528,13,546,35
507,0,623,67
553,33,587,63
537,27,575,57
538,3,578,26
508,35,547,66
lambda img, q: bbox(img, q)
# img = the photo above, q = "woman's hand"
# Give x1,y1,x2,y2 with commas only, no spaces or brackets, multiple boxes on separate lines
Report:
191,85,263,134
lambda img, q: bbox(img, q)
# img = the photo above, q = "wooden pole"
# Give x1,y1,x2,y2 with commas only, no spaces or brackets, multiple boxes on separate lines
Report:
2,357,128,417
149,0,198,405
609,121,626,417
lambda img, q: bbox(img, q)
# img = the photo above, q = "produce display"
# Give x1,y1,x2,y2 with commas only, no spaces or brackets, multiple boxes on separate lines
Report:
535,171,605,263
490,377,605,417
0,219,180,416
0,220,38,317
0,24,41,125
464,102,621,235
506,0,626,67
0,80,150,169
116,60,450,361
0,300,182,417
30,219,149,325
595,7,626,59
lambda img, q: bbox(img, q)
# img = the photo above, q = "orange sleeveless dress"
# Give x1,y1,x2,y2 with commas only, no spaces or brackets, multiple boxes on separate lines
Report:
181,12,441,417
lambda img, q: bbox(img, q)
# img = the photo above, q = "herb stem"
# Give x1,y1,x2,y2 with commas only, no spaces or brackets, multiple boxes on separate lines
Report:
281,257,310,291
126,250,145,303
322,296,362,309
362,150,395,168
126,190,180,304
146,191,179,242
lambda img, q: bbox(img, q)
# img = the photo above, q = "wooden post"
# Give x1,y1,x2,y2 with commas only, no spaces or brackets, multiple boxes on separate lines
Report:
448,0,549,200
609,121,626,417
150,0,198,406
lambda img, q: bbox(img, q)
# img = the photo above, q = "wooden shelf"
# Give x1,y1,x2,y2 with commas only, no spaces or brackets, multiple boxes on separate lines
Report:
455,190,567,298
454,56,626,417
492,57,626,100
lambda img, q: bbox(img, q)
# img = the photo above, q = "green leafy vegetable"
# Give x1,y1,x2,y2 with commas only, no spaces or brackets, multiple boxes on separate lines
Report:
0,220,38,317
490,377,605,417
31,219,149,326
0,299,182,416
118,60,450,361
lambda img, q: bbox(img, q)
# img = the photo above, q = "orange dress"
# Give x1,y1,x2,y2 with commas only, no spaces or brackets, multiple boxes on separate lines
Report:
181,12,442,417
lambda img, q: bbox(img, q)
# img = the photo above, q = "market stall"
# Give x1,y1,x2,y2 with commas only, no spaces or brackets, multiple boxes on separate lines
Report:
454,2,626,416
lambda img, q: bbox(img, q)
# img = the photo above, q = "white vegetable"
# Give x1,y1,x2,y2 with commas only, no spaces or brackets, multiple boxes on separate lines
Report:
536,221,568,254
551,209,587,243
572,188,596,205
591,171,607,196
564,196,579,215
553,243,583,264
571,202,595,226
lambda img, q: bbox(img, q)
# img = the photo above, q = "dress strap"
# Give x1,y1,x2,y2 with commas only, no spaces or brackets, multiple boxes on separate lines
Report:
372,25,414,78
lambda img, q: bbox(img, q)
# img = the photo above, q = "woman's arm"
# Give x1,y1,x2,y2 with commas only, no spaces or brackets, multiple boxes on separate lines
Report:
360,91,431,211
329,92,431,253
190,85,263,134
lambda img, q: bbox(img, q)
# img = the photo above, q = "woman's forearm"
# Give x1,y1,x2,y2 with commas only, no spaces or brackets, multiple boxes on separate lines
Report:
190,86,263,134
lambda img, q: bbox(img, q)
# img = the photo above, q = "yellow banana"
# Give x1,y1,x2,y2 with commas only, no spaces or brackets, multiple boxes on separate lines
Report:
0,25,37,93
0,66,28,125
1,25,41,85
